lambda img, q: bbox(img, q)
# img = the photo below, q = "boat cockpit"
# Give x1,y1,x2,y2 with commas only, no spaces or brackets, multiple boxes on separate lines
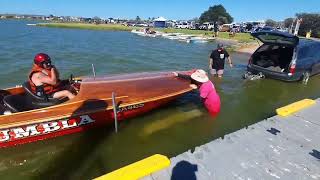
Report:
0,77,81,115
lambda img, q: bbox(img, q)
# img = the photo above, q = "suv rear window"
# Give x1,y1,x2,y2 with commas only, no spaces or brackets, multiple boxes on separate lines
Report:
258,34,293,45
256,44,270,52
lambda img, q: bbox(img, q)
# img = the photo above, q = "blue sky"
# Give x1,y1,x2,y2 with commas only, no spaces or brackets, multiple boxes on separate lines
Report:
1,0,319,22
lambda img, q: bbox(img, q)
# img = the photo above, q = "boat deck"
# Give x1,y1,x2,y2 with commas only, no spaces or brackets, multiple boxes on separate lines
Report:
0,72,192,128
142,99,320,180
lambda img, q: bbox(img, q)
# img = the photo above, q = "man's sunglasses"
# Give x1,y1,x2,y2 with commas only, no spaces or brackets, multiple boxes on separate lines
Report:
42,61,52,67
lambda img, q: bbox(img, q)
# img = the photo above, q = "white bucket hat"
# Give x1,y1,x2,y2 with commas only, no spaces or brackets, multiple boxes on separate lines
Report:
191,69,209,83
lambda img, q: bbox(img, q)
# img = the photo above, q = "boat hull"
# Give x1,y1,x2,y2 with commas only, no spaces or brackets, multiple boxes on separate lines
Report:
0,90,183,148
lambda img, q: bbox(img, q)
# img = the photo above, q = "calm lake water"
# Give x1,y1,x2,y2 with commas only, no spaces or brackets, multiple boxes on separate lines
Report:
1,20,320,180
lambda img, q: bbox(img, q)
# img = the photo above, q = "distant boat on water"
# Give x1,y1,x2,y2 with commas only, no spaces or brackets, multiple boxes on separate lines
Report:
26,23,36,26
131,29,161,38
132,29,215,43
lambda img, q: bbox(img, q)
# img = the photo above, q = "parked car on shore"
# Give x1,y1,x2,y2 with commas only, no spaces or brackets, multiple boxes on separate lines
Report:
190,23,200,30
203,22,214,30
276,27,289,33
246,30,320,84
135,23,149,27
199,24,207,30
219,24,232,32
175,22,190,29
198,22,215,31
254,26,274,32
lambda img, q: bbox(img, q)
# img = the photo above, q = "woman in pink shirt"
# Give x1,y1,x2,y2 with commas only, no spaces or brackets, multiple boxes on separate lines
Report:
174,69,221,117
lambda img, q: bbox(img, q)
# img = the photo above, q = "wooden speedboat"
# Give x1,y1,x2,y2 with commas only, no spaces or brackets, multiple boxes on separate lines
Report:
0,71,193,148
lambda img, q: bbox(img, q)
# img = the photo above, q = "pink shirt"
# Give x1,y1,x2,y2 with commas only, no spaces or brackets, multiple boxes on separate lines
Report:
199,81,221,116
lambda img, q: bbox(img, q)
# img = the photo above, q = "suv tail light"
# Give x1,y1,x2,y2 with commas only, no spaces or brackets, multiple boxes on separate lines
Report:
289,63,296,74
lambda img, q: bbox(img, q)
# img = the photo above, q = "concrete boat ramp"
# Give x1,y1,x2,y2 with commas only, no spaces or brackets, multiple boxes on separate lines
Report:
142,99,320,180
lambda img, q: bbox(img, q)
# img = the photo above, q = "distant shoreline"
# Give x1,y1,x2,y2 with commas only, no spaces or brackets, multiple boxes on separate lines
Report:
234,43,260,54
37,23,255,41
37,22,136,31
36,22,260,53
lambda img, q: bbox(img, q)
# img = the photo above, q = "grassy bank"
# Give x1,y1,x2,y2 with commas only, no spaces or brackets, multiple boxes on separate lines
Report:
37,23,138,31
38,23,256,43
215,32,255,43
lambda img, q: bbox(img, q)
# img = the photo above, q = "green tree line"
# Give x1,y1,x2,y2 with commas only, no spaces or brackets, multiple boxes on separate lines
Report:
296,13,320,38
263,13,320,38
198,4,320,38
282,13,320,38
199,5,233,24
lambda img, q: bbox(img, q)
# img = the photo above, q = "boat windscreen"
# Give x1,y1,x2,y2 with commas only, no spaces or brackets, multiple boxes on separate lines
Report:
81,71,173,83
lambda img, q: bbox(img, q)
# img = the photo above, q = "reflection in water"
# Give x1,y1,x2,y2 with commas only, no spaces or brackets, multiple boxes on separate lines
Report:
141,109,203,136
1,20,320,179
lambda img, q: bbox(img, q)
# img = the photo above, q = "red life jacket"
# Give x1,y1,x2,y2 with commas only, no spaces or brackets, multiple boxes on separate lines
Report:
29,64,61,95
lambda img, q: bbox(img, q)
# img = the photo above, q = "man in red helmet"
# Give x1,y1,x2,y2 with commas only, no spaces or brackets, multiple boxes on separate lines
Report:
29,53,75,100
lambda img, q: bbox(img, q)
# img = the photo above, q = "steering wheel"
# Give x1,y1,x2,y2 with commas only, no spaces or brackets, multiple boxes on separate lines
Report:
68,74,81,93
69,74,75,84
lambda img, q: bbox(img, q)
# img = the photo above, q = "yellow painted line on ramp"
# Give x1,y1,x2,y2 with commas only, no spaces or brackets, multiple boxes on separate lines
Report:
93,154,170,180
276,99,316,117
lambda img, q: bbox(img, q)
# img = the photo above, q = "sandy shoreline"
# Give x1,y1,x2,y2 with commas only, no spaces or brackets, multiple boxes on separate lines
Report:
234,42,260,54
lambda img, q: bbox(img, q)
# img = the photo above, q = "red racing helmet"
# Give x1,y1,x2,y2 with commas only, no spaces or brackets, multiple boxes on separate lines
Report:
34,53,51,66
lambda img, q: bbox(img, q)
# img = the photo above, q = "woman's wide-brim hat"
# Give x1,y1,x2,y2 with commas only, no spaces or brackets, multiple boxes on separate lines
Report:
191,69,209,83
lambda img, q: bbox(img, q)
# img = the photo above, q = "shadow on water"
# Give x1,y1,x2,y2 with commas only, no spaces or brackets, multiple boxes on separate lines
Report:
35,99,113,180
171,160,198,180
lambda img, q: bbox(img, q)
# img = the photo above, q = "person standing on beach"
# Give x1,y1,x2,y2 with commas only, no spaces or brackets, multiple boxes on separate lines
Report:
209,43,233,78
213,22,219,37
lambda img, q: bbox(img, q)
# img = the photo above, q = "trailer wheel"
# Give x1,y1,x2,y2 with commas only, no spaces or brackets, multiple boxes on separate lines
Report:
302,71,310,85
